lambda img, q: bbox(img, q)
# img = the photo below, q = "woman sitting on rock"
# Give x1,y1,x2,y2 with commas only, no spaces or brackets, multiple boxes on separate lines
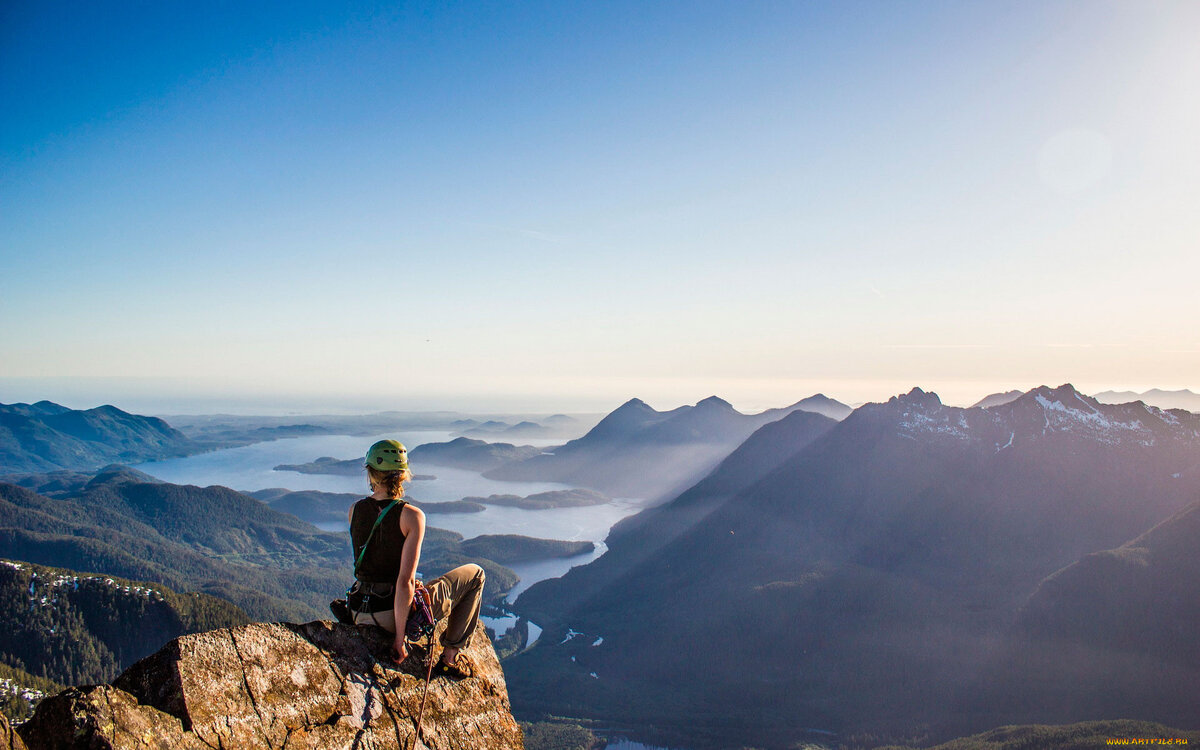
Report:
347,439,484,678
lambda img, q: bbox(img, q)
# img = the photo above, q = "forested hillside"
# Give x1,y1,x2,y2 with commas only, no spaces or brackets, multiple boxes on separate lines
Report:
0,470,345,621
0,401,198,473
0,662,61,724
0,469,522,622
0,559,248,722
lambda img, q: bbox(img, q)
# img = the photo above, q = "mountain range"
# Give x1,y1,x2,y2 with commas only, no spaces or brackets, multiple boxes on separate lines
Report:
485,394,851,502
973,387,1200,414
458,419,563,439
0,402,198,474
1094,387,1200,412
507,384,1200,748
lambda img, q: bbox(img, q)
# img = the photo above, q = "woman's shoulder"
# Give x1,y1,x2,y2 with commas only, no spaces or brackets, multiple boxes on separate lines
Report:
399,501,425,529
400,501,425,520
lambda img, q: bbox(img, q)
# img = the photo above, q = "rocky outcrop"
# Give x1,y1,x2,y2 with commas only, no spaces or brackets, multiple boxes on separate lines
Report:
0,715,27,750
18,621,523,750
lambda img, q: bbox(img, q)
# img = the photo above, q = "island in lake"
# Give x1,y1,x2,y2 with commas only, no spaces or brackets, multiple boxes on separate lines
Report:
250,488,485,524
461,535,595,564
462,488,610,510
273,456,435,480
409,437,544,472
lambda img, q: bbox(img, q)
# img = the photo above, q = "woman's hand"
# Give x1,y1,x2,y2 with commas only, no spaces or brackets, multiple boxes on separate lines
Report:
392,630,408,662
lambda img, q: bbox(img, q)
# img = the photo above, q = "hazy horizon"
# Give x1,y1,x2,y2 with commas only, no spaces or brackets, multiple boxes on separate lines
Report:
0,374,1193,417
4,2,1198,412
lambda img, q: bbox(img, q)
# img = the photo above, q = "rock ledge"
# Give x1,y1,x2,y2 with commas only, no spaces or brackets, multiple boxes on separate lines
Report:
17,620,523,750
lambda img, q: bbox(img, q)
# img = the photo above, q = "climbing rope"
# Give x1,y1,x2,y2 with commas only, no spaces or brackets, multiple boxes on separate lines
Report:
412,631,436,750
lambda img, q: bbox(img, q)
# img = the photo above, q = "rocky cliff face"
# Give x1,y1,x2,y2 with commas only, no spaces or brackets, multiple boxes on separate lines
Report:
0,714,26,750
17,620,523,750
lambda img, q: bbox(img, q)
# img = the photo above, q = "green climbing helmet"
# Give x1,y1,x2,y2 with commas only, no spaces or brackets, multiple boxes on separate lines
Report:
365,439,408,471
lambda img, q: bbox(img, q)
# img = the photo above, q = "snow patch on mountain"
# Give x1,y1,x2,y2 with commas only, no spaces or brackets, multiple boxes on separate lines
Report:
1146,403,1181,426
996,432,1015,452
1033,394,1153,445
898,409,971,440
888,384,1200,449
1,677,46,707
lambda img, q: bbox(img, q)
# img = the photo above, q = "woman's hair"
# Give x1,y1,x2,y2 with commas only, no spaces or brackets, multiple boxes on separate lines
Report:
367,466,412,499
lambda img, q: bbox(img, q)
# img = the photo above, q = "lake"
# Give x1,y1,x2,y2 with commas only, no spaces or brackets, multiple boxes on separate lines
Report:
134,432,644,603
137,433,683,749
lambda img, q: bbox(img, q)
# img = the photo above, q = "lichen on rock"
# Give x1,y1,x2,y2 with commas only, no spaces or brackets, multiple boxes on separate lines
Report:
18,621,523,750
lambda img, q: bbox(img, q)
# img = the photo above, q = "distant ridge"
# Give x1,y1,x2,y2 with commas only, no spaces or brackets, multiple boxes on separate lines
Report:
972,389,1024,409
767,393,853,421
1095,387,1200,412
485,395,844,501
0,401,198,474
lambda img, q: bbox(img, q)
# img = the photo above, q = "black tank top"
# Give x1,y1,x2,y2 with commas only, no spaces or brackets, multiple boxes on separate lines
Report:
349,497,408,583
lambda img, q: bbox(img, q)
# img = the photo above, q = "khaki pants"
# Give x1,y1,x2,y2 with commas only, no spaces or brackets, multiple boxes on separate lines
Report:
353,563,485,649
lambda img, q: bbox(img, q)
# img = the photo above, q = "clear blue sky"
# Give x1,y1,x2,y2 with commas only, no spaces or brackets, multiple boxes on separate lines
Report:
2,1,1198,413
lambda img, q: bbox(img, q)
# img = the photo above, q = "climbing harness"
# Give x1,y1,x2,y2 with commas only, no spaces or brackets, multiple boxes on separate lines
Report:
344,499,402,623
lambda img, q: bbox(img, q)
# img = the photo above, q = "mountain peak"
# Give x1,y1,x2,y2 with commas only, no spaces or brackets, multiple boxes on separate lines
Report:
1031,382,1083,398
563,397,668,445
85,464,162,489
86,404,132,418
694,395,735,411
986,383,1200,447
889,387,943,410
30,399,71,415
772,394,854,421
1019,383,1101,412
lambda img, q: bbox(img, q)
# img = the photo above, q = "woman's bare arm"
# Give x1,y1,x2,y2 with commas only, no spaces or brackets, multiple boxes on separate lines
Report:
391,504,425,659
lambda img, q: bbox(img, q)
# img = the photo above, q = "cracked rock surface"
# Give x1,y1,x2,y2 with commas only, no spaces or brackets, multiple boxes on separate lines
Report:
1,715,27,750
18,621,524,750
